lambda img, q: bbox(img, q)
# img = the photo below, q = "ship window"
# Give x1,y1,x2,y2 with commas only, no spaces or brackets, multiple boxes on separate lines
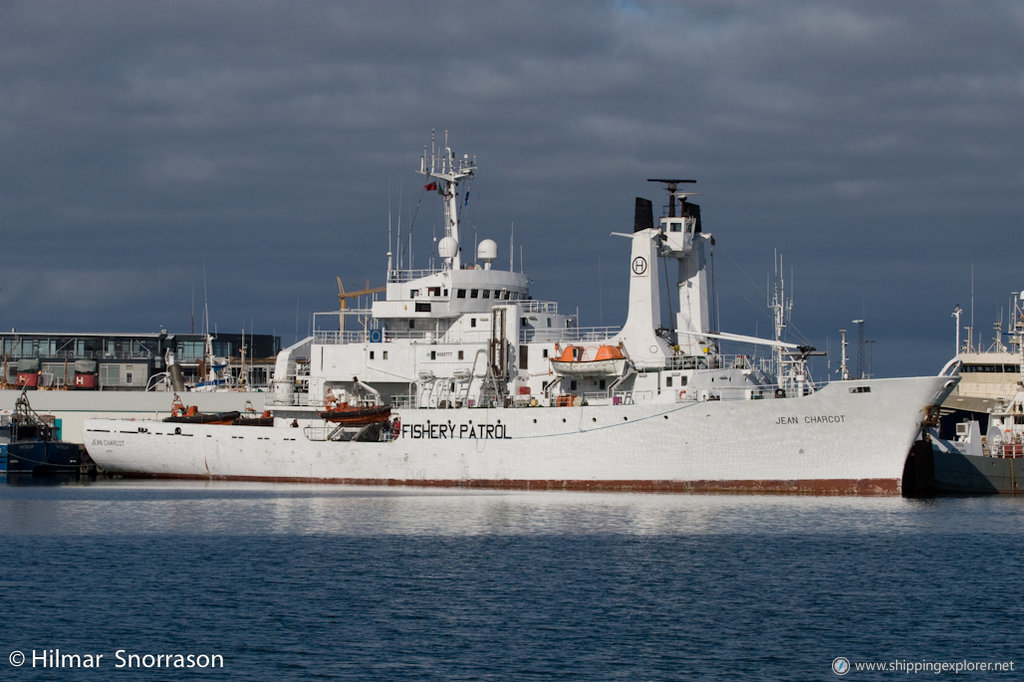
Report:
470,289,479,298
125,370,133,384
383,351,388,360
410,289,418,298
680,376,687,386
599,379,606,390
428,287,440,297
430,351,436,360
670,222,682,232
443,289,449,297
369,351,375,360
850,386,871,394
482,290,490,299
570,380,577,391
458,351,464,360
471,318,477,328
408,320,415,329
666,377,672,387
457,289,466,299
542,349,548,358
415,302,431,312
546,318,552,328
493,290,500,299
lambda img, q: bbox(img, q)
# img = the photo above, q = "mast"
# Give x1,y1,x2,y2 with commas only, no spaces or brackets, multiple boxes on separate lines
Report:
418,130,476,271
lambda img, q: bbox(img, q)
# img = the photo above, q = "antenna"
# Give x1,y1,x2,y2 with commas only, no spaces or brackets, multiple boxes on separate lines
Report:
647,178,697,216
852,319,865,379
417,129,476,271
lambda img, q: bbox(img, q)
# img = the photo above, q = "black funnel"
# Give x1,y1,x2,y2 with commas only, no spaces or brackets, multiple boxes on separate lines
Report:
634,197,653,233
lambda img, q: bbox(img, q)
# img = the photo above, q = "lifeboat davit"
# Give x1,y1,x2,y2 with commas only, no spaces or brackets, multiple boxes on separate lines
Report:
550,344,627,377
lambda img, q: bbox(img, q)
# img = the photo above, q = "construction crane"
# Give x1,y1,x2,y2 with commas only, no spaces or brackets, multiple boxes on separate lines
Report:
337,277,385,310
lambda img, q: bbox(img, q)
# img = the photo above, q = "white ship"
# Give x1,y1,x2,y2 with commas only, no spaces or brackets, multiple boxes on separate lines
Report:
84,132,956,494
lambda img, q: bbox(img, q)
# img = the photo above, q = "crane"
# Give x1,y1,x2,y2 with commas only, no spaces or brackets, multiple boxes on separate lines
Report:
337,277,385,310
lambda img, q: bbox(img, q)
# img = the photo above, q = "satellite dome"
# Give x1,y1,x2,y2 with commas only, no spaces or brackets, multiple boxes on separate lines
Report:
477,239,498,266
438,236,459,260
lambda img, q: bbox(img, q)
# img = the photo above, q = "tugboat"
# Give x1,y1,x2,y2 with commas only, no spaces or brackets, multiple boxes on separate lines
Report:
3,389,94,477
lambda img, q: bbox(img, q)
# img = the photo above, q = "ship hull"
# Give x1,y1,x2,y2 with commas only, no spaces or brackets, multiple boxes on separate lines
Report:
83,376,952,495
931,448,1022,494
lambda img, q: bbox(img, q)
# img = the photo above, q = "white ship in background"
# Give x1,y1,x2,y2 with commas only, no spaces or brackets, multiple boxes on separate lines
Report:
84,132,956,494
922,291,1024,494
0,331,273,443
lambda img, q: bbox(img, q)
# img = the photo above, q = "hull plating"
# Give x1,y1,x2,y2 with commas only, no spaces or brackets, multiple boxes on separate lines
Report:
84,376,951,495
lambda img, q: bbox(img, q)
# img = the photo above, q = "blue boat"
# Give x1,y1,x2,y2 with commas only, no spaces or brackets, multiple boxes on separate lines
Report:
2,390,95,477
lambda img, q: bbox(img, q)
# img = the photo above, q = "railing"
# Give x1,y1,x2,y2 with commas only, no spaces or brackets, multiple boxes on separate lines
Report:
388,268,439,283
519,326,619,344
520,300,559,314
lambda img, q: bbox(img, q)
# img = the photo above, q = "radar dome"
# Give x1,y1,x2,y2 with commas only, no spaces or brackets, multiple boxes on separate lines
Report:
438,236,459,260
477,239,498,267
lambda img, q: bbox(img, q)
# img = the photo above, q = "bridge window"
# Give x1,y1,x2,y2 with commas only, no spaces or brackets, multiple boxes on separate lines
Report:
457,289,466,299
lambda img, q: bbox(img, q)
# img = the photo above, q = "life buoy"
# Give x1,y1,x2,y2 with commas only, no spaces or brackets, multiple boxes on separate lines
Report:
391,419,402,440
678,390,687,400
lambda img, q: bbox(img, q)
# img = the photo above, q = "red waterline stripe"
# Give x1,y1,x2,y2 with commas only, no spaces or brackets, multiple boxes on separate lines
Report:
112,473,901,495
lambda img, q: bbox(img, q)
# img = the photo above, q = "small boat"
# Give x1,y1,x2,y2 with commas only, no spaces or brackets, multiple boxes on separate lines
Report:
550,343,628,376
318,404,392,426
3,390,94,476
232,402,275,427
162,395,240,425
925,394,1024,494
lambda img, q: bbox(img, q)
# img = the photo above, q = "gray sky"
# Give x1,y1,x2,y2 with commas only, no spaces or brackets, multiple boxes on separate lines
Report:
1,0,1020,377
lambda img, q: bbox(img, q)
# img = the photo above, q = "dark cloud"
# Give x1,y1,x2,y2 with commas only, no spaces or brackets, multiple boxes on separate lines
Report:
0,0,1020,375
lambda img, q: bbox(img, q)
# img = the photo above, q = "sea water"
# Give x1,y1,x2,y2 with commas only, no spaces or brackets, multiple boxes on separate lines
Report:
1,479,1020,680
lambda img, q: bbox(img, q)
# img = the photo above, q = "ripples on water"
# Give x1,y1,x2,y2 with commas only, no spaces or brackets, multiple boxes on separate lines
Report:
1,480,1021,680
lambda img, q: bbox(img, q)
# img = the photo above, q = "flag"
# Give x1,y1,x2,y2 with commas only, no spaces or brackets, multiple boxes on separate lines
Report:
423,182,437,191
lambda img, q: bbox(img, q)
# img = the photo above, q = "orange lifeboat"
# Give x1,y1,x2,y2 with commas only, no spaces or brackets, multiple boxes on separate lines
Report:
550,343,627,377
319,403,392,426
